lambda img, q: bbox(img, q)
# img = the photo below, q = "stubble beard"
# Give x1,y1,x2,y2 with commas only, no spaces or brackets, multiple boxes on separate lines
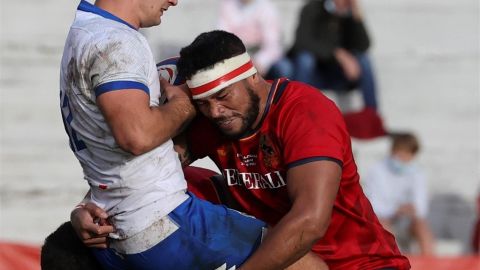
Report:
216,87,260,140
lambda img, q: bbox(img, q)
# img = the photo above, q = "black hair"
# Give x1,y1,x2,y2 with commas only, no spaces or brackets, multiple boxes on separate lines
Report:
41,221,103,270
177,30,246,79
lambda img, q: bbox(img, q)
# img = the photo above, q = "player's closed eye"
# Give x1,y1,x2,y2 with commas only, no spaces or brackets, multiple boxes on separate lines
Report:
215,89,231,100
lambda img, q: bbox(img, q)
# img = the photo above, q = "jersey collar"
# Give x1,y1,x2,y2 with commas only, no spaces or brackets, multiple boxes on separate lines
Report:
78,1,137,30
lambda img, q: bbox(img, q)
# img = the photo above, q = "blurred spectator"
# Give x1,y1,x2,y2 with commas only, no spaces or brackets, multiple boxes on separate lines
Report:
363,133,435,255
217,0,293,78
290,0,378,110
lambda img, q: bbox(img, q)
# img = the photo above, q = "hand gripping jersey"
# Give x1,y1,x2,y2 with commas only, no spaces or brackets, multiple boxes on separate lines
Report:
186,79,411,270
59,1,187,239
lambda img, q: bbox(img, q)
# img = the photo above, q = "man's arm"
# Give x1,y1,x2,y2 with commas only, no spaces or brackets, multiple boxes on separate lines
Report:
70,202,114,249
98,78,195,156
239,160,341,270
172,132,196,167
333,48,361,81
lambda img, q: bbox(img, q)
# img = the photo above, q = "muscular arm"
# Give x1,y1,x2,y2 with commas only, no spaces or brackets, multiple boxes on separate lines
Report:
98,79,195,156
239,160,341,270
173,132,196,167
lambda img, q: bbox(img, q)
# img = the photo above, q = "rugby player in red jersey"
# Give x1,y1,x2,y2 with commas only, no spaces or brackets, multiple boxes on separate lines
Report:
176,30,409,270
73,30,410,270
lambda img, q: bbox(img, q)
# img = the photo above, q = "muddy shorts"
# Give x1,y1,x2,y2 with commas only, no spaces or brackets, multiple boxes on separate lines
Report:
92,193,266,270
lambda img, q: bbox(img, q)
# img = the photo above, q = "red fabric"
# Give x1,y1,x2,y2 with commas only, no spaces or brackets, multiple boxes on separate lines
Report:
473,221,480,254
343,107,387,139
473,195,480,253
183,166,222,204
0,242,40,270
187,79,409,270
408,256,480,270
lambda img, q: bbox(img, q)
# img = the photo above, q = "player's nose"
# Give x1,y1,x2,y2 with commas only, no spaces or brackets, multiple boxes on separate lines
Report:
209,103,225,119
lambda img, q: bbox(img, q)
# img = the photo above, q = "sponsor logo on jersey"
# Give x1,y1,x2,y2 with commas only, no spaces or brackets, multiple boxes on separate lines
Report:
223,169,286,189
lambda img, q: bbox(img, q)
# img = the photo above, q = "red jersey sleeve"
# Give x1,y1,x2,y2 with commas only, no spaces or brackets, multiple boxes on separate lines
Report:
277,85,350,168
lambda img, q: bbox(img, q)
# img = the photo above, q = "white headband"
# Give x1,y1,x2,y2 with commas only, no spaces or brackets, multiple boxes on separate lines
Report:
187,52,257,99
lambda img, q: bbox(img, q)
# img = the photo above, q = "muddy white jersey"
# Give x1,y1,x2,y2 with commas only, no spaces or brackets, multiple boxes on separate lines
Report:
59,1,187,239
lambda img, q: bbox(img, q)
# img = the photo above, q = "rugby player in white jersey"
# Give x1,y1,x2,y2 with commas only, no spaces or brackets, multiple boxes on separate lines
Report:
59,0,270,269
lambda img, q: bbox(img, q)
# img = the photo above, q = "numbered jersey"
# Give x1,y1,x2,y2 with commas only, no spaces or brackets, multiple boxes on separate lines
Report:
59,1,187,239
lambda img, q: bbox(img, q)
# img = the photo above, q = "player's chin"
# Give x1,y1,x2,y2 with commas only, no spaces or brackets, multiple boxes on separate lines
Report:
142,19,161,27
151,14,162,26
221,124,249,139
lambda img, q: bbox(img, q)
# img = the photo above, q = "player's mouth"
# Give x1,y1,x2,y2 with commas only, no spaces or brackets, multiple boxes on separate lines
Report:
159,7,167,16
216,118,236,130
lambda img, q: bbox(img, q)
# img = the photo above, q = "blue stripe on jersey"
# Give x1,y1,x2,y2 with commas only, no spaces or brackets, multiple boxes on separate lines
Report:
78,1,137,30
95,81,149,97
287,156,343,169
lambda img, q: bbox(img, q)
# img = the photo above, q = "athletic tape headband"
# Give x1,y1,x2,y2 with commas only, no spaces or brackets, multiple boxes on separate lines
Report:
187,52,257,99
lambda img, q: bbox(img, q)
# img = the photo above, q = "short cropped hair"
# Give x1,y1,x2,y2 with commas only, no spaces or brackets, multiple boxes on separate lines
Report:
391,132,420,155
177,30,246,79
41,221,102,270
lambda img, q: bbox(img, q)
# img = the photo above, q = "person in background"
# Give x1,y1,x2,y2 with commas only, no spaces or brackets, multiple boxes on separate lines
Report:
290,0,378,110
363,133,435,255
217,0,293,79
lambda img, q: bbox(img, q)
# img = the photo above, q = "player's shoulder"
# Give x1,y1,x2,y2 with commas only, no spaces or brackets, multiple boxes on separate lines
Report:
75,13,143,47
278,80,333,106
271,79,344,123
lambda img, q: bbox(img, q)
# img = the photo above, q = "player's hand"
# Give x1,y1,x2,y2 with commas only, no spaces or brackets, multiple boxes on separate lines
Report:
160,77,192,102
70,202,114,248
334,48,361,81
160,77,196,120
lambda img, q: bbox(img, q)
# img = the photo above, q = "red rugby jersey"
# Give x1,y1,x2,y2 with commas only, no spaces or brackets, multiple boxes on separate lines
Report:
187,79,410,270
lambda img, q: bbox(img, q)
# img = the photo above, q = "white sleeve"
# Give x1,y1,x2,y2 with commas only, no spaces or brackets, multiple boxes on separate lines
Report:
89,32,150,92
363,164,397,219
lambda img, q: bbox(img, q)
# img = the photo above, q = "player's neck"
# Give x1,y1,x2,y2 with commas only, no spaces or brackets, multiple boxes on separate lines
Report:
95,0,140,29
251,80,272,129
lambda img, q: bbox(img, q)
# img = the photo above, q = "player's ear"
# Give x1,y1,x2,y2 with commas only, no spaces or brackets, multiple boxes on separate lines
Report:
246,73,259,87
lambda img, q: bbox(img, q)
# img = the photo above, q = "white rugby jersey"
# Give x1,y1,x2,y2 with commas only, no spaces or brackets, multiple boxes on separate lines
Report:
59,1,188,239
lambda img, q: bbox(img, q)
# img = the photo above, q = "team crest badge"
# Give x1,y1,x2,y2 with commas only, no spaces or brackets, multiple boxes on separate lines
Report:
259,134,280,169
